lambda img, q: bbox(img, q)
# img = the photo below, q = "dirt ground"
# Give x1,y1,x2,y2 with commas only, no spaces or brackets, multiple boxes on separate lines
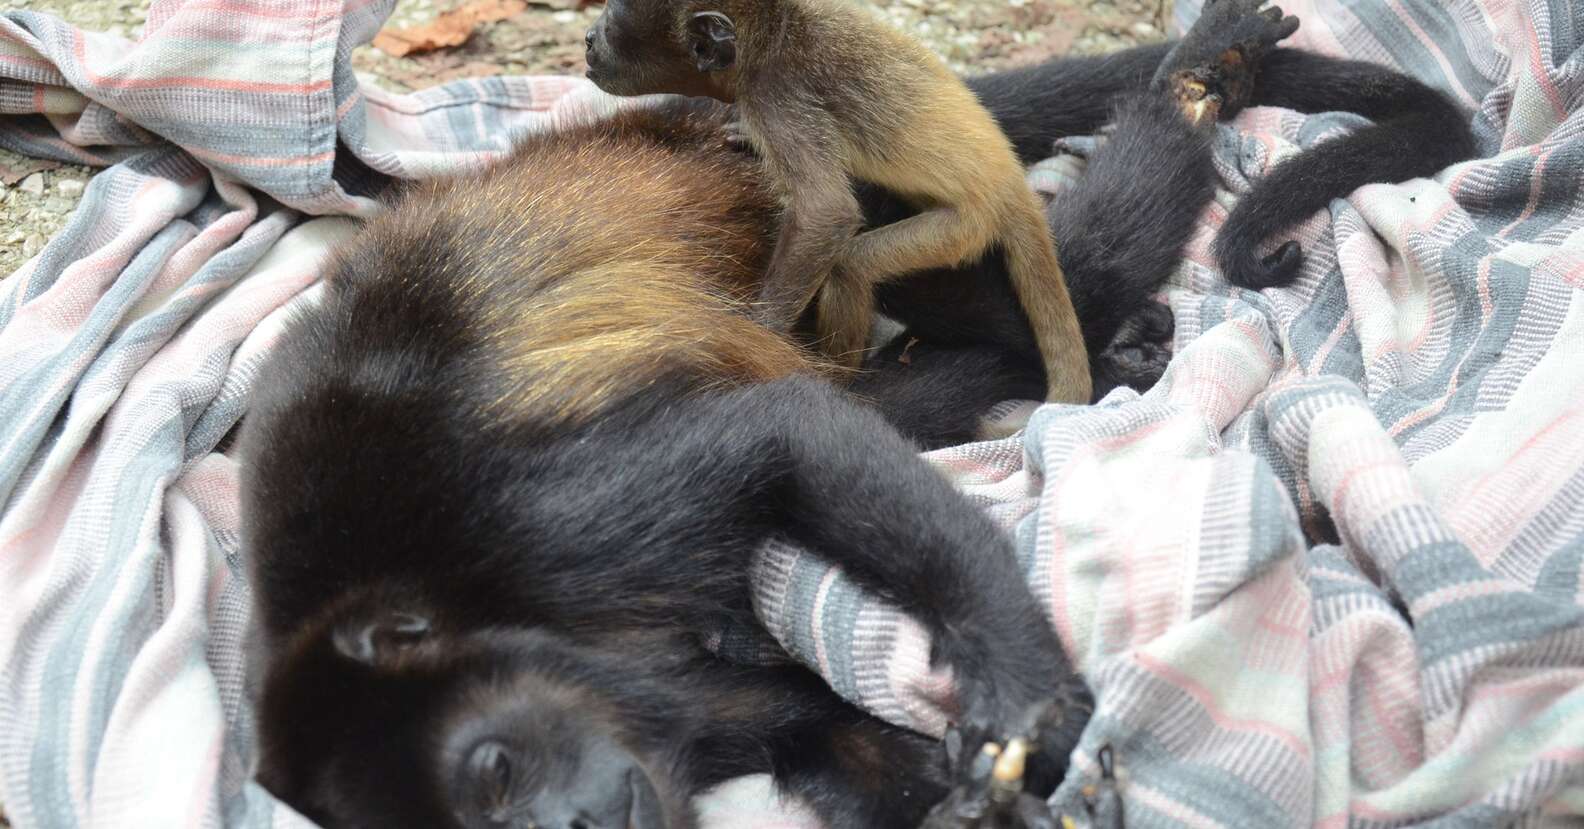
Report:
0,0,1171,279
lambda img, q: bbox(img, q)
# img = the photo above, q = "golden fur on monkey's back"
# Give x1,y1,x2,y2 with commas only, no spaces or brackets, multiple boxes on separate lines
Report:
324,101,813,425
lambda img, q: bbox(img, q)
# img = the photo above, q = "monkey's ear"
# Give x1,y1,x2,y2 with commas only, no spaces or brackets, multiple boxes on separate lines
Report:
333,611,432,664
687,11,737,73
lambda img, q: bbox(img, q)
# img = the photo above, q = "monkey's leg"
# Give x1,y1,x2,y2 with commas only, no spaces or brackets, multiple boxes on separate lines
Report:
1048,92,1217,394
745,376,1093,782
1049,1,1298,396
758,198,864,335
744,113,866,335
842,205,998,284
965,43,1173,164
813,265,879,370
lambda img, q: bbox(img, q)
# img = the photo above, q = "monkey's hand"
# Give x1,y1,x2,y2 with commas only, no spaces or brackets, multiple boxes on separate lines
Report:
1153,0,1300,124
919,734,1062,829
923,680,1094,829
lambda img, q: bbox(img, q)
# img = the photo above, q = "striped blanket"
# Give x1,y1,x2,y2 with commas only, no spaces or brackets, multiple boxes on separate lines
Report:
1,0,1580,827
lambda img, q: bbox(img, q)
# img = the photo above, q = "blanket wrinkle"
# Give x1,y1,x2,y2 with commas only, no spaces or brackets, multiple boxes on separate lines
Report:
3,0,1584,827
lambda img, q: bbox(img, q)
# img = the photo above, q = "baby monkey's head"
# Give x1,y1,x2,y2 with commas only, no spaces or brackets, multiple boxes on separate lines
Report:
584,1,742,101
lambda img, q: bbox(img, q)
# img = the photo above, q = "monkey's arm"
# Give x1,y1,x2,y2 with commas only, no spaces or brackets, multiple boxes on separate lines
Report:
749,376,1091,771
747,109,865,333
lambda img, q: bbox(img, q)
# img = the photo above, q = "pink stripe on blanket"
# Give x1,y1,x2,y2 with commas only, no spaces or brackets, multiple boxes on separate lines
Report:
1134,650,1312,757
73,31,332,94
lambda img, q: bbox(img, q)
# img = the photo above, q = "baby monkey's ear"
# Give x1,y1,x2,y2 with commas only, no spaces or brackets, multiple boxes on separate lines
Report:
687,11,737,73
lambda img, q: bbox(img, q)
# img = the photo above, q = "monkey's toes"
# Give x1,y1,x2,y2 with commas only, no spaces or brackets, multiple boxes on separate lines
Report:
1161,0,1301,109
1094,304,1175,395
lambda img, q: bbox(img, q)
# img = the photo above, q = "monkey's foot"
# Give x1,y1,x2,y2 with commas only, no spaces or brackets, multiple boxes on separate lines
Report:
1153,0,1300,123
1092,302,1174,398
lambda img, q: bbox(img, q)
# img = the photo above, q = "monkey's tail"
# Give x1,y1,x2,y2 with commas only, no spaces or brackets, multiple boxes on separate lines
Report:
1215,52,1478,290
1001,199,1092,404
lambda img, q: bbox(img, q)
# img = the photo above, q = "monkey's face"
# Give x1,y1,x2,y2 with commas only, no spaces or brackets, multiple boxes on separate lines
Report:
254,611,692,829
584,1,737,101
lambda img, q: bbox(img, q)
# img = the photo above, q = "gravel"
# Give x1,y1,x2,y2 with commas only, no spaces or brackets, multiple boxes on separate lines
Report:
1,0,150,277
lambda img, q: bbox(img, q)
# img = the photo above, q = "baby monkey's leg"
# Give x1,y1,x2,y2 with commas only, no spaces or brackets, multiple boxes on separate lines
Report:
814,205,1000,372
841,205,999,286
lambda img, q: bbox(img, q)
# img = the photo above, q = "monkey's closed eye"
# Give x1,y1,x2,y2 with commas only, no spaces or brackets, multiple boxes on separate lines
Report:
332,611,432,664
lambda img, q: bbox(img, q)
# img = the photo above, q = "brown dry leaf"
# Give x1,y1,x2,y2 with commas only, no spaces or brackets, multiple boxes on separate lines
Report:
373,0,529,58
0,157,60,187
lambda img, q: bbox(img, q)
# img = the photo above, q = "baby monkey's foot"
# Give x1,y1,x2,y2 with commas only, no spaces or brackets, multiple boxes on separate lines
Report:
1154,0,1300,124
1093,302,1174,398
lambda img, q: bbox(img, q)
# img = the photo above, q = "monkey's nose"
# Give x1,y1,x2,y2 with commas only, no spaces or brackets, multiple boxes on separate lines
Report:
530,740,660,829
584,28,595,49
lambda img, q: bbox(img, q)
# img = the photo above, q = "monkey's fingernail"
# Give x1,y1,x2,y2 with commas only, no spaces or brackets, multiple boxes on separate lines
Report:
1061,817,1078,829
991,738,1028,784
982,742,1003,758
